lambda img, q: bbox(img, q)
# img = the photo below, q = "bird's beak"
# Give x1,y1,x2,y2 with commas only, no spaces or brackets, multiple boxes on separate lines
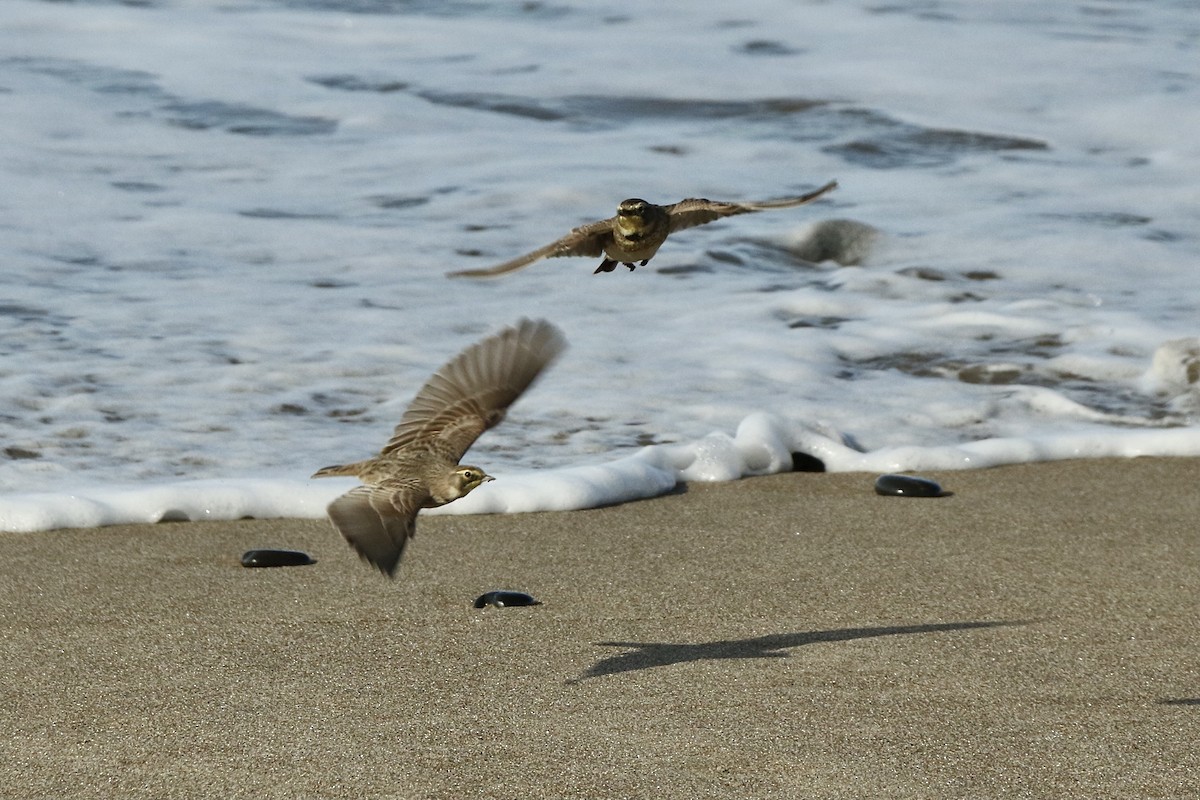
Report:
482,475,495,483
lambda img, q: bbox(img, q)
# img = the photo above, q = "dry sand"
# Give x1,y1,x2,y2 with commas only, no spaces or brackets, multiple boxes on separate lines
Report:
1,457,1198,798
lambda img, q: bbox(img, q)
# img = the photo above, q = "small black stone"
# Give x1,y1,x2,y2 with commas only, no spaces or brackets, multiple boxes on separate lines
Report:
874,474,947,498
473,590,541,609
240,549,316,568
791,452,827,472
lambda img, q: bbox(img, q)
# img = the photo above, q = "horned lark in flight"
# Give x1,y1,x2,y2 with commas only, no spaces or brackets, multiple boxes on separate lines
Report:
447,180,837,278
312,318,567,577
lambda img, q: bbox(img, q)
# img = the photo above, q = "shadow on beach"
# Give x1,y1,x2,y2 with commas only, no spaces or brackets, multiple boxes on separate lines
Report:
568,619,1030,683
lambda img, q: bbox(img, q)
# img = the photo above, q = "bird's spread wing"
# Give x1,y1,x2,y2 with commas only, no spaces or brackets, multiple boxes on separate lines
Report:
326,483,423,577
665,180,838,233
446,218,615,278
380,318,567,461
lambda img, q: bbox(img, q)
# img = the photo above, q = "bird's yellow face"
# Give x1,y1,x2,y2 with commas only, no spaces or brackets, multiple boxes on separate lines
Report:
615,199,650,235
453,466,495,497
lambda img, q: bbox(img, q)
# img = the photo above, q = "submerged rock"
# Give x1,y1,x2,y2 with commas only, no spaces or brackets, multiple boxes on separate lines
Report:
788,218,881,266
240,549,316,568
874,474,946,498
473,590,541,609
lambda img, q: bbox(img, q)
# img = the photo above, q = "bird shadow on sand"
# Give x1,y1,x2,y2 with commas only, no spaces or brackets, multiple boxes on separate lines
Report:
566,619,1029,684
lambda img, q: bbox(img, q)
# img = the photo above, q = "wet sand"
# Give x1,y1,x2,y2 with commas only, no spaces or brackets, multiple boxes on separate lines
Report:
2,457,1198,798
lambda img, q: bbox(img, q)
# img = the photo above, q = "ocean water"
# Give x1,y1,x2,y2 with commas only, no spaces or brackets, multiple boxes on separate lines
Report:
2,0,1198,532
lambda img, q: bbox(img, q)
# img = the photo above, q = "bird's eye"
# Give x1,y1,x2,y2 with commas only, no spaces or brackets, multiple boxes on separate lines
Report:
461,469,476,480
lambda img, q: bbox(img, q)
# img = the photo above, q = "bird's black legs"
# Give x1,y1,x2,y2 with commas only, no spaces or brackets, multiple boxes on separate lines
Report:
594,258,650,274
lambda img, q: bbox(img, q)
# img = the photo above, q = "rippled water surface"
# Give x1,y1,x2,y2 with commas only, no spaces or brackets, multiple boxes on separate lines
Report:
2,0,1199,529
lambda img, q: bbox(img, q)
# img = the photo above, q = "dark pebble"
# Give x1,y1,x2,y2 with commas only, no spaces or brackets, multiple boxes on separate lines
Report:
791,452,827,472
874,474,947,498
473,590,541,609
240,549,316,568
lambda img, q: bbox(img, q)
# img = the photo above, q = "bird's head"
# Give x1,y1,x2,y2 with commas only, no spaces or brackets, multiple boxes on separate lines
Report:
616,198,651,234
449,465,494,499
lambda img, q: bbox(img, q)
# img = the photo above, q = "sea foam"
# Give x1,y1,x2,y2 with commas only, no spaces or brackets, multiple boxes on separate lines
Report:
2,0,1198,532
4,413,1199,533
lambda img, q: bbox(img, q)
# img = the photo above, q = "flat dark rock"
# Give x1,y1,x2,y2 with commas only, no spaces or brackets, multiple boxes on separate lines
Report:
874,474,947,498
240,549,316,568
473,590,541,609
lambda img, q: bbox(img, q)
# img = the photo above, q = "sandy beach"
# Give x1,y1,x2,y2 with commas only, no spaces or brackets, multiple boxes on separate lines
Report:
2,457,1198,799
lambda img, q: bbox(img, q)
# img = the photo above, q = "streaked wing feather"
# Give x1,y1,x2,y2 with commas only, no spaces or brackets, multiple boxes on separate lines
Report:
664,199,746,232
446,218,615,278
665,180,838,233
380,318,567,461
326,484,423,577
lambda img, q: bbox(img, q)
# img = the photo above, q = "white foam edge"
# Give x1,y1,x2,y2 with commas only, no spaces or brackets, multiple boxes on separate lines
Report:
3,412,1200,533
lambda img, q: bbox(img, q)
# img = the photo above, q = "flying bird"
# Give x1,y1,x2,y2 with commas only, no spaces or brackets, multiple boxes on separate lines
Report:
312,318,567,577
446,180,837,278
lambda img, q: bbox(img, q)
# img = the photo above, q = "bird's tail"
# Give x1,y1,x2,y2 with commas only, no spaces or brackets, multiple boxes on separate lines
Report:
311,461,366,479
